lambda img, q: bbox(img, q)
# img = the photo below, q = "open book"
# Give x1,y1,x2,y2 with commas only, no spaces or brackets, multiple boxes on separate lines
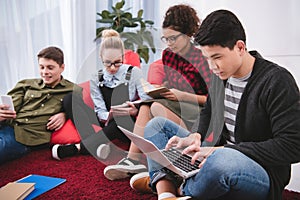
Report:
146,86,170,99
110,99,143,109
105,100,143,126
140,78,169,99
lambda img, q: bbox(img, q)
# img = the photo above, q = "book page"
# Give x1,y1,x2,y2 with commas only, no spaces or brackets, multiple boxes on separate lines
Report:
146,87,169,99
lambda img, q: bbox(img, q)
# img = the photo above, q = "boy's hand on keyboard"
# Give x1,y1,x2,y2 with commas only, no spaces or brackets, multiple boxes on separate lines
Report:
166,133,201,152
190,146,224,167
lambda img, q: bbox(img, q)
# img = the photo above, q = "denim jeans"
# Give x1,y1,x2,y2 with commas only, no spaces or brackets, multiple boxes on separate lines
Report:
0,125,29,164
144,117,270,200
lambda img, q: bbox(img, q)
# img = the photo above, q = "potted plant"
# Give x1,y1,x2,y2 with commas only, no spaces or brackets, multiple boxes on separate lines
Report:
95,0,156,63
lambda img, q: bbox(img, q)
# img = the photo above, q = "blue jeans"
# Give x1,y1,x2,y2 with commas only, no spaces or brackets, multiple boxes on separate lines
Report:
0,125,30,164
144,117,270,200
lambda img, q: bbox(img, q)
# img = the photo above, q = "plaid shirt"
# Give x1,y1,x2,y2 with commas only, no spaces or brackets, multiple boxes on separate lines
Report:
162,44,211,95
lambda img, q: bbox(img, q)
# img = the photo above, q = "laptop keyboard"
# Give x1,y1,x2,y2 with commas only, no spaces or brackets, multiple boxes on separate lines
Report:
162,148,201,173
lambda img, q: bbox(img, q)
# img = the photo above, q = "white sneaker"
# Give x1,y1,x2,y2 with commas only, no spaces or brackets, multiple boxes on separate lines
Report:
104,157,147,180
96,144,111,160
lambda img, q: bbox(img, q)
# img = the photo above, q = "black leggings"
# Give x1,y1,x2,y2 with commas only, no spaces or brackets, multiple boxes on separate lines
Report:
63,92,133,153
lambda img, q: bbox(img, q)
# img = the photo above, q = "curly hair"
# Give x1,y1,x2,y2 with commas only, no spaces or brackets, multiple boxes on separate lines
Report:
162,4,200,37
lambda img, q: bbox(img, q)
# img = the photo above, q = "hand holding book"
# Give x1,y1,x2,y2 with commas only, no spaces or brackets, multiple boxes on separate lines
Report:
105,100,141,126
145,86,170,99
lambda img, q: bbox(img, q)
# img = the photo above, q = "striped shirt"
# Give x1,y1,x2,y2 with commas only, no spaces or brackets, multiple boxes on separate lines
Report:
224,72,251,144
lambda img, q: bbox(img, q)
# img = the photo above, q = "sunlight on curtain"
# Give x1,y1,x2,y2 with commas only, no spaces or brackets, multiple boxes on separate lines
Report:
0,0,96,94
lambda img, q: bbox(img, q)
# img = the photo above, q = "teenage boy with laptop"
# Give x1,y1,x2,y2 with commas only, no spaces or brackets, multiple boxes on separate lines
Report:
130,9,300,200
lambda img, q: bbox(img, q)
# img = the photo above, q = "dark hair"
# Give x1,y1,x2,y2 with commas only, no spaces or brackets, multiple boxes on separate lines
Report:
194,9,246,49
37,46,64,66
162,4,200,37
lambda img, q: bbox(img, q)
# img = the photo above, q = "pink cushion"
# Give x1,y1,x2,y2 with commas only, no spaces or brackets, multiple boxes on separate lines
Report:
50,120,103,145
50,119,81,144
50,82,94,144
147,59,164,85
124,50,140,67
51,50,141,145
79,81,94,108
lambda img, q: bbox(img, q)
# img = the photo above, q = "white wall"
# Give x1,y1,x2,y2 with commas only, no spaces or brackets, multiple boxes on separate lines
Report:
158,0,300,85
158,0,300,192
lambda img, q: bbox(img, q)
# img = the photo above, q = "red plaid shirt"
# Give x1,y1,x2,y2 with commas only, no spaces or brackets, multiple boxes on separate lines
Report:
162,44,211,95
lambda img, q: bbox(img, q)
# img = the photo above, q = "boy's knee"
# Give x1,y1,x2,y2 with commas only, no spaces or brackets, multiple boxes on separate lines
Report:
146,116,167,129
144,117,167,139
204,148,244,174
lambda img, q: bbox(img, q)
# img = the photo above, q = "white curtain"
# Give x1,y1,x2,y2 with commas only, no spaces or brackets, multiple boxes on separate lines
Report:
0,0,162,95
0,0,96,94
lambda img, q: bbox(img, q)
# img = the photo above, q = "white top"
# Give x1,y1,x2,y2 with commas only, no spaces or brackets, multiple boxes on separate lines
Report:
90,64,153,120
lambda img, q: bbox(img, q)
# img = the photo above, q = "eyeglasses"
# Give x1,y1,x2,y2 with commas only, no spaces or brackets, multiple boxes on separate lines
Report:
161,33,183,44
103,61,123,68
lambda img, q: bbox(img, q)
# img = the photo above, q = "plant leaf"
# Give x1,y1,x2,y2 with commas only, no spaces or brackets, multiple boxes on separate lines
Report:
121,32,143,45
122,12,133,19
100,10,112,18
142,30,155,50
144,20,154,25
137,9,143,18
97,19,115,24
140,21,145,29
115,0,125,9
137,46,149,63
123,40,134,51
95,0,157,63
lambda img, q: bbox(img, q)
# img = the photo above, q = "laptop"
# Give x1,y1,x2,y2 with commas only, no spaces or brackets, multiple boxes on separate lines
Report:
118,126,202,179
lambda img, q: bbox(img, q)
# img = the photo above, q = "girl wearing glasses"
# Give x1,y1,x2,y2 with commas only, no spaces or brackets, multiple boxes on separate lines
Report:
104,4,211,181
51,29,152,160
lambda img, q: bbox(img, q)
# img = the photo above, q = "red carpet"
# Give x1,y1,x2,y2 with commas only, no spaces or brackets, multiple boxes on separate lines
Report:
0,147,299,200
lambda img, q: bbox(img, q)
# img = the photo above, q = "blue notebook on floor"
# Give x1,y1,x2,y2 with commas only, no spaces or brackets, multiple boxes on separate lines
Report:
16,174,66,200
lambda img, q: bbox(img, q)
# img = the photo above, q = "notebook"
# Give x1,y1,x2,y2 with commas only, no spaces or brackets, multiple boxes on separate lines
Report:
16,174,66,200
0,182,35,200
118,126,202,179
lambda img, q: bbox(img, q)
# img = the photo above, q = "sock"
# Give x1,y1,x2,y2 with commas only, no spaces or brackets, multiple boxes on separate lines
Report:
79,142,89,155
158,192,176,200
75,143,80,150
56,144,78,159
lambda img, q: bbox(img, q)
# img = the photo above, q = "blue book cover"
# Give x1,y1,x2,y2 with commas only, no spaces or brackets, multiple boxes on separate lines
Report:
16,174,66,200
